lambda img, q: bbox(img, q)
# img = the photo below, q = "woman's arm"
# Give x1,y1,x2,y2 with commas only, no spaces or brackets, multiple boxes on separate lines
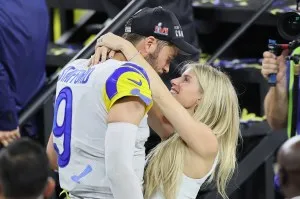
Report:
127,45,217,158
112,35,218,158
97,33,218,158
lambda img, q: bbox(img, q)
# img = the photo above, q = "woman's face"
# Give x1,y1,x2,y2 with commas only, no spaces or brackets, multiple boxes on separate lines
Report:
170,68,202,111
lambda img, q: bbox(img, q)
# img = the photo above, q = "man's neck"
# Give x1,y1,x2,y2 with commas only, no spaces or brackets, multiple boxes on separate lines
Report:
112,52,127,62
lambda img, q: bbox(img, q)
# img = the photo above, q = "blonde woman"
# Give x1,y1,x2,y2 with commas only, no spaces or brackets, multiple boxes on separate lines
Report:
93,33,240,199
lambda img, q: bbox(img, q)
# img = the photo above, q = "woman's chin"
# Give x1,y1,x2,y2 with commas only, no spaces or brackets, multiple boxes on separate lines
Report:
170,92,180,101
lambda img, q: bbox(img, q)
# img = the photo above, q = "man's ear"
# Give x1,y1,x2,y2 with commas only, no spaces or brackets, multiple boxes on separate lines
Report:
43,177,55,198
143,36,158,55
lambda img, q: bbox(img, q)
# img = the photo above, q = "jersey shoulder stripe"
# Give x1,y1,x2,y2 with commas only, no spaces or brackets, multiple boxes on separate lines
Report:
103,62,152,112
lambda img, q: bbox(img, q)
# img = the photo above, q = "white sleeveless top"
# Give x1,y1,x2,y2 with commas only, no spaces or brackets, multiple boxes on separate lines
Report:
150,156,218,199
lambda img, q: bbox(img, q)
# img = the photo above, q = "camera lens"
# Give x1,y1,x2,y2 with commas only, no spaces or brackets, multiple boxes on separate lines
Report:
277,12,300,41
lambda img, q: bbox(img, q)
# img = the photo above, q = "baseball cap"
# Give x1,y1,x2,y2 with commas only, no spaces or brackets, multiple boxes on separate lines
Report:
124,6,199,55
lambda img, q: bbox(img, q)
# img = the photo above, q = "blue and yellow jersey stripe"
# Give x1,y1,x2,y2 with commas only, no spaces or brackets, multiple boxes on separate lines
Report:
103,62,153,113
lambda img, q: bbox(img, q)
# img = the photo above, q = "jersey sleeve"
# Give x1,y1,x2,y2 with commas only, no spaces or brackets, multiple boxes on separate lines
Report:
102,62,153,113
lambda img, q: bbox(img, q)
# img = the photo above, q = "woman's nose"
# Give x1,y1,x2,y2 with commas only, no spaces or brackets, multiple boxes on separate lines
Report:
170,77,179,86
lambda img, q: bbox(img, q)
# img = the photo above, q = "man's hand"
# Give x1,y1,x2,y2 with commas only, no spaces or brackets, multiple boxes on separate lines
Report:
261,50,289,88
0,128,20,147
262,50,289,130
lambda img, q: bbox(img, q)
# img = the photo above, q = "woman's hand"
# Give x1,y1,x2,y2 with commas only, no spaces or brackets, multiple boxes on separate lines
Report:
97,32,131,50
89,46,116,66
89,33,138,65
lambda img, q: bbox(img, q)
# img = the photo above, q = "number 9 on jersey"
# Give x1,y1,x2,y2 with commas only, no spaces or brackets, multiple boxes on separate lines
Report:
53,87,73,168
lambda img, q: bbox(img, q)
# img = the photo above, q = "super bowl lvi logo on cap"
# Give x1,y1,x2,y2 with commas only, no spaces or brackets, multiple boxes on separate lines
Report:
154,22,169,36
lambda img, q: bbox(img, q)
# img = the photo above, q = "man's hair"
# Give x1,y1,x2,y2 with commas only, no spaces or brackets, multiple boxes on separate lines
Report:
122,33,146,46
122,33,173,50
0,138,50,199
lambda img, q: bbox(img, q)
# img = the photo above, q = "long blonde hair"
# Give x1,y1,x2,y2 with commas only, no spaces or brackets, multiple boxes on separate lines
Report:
144,63,240,199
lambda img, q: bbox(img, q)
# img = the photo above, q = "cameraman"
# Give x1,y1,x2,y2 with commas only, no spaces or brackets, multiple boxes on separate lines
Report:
261,50,290,129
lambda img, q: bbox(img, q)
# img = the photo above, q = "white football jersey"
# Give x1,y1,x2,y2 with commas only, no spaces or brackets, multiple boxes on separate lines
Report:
52,59,152,198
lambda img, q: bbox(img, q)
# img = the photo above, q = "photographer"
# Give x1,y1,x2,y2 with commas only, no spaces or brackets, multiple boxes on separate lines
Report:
262,10,300,132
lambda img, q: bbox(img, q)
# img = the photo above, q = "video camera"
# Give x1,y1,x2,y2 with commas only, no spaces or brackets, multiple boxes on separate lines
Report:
267,10,300,85
278,11,300,41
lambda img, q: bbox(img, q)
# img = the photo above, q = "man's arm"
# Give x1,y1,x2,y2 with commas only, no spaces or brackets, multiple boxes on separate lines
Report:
0,16,19,133
262,51,289,130
0,23,19,144
0,62,18,131
103,64,152,199
46,133,58,171
148,102,174,140
105,97,145,199
264,87,288,129
0,61,20,146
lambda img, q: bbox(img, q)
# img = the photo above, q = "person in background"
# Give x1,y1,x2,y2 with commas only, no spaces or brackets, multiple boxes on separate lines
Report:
0,0,49,145
0,138,55,199
277,135,300,199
